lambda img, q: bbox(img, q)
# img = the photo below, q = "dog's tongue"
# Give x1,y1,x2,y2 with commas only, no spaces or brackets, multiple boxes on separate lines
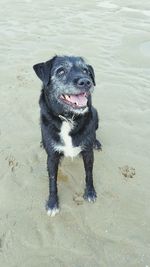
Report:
69,93,87,107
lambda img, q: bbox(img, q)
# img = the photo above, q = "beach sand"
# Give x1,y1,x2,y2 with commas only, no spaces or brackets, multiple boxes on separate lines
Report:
0,0,150,266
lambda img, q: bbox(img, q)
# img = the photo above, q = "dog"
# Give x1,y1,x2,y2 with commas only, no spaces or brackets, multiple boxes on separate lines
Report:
33,55,101,217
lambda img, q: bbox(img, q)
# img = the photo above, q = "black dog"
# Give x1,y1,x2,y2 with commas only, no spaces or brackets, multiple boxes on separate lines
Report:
33,55,101,216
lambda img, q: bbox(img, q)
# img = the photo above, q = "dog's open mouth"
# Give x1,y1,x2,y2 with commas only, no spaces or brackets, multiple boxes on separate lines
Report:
60,93,89,108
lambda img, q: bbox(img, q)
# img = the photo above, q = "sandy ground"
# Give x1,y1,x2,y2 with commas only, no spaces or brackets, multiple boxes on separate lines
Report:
0,0,150,266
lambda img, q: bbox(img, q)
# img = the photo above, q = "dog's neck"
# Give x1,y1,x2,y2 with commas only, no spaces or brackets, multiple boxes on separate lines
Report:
58,114,76,127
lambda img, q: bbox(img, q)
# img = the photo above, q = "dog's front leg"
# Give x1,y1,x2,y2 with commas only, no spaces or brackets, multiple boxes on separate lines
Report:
82,149,97,202
46,152,60,217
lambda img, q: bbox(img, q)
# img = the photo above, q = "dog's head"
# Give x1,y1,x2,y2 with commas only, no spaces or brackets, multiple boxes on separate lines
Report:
33,56,96,115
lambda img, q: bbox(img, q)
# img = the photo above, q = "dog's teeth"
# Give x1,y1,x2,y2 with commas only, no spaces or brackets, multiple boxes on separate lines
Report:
65,95,70,101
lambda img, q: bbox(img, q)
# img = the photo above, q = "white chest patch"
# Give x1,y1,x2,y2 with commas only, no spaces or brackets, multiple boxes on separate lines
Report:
54,121,81,158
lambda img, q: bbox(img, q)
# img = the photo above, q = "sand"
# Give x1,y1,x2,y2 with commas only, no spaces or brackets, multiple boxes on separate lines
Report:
0,0,150,266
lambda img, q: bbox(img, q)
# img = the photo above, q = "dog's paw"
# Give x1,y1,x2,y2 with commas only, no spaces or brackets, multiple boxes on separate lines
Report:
93,139,102,151
47,207,59,217
83,187,97,203
46,197,59,217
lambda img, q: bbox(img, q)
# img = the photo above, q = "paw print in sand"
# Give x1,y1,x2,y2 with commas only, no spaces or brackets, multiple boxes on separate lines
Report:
5,155,19,172
73,193,84,205
119,165,136,179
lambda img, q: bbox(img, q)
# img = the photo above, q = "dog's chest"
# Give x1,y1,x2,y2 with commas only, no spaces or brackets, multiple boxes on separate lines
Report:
55,121,81,158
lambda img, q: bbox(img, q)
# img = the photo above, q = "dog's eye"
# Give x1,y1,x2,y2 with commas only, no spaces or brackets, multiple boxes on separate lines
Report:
57,67,66,76
82,68,88,74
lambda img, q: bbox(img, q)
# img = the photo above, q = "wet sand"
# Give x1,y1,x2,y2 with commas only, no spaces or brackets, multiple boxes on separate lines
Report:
0,0,150,266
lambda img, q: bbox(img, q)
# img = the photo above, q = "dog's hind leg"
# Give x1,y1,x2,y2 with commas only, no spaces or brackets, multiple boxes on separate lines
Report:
40,140,43,148
92,109,102,150
40,131,45,148
82,149,97,202
93,139,102,151
46,152,61,217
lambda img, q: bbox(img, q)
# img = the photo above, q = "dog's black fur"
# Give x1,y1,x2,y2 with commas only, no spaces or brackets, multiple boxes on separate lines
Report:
33,55,101,216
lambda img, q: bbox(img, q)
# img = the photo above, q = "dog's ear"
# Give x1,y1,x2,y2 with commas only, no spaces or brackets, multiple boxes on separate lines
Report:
33,63,48,85
33,57,56,86
87,65,96,86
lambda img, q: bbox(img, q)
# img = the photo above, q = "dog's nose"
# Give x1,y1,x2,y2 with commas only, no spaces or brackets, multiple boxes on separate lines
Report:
76,78,92,89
